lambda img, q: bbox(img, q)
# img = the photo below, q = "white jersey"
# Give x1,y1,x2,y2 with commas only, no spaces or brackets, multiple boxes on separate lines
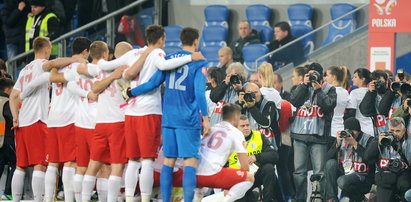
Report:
13,59,49,127
197,121,247,176
347,87,374,135
260,87,282,108
47,63,79,127
206,89,216,116
94,61,125,123
64,65,98,129
331,87,350,137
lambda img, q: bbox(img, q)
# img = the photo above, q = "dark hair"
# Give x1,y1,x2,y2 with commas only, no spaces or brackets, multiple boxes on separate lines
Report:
294,66,308,77
146,25,165,45
33,36,51,52
0,78,15,92
72,37,92,55
108,46,114,55
222,103,242,121
180,27,199,46
207,66,225,84
327,66,348,85
353,68,371,85
273,72,283,83
371,70,388,81
0,59,5,70
274,21,291,33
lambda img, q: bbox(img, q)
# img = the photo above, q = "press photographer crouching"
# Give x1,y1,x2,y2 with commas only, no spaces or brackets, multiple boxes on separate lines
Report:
238,83,281,148
289,63,337,202
210,62,248,126
324,118,375,202
364,117,411,202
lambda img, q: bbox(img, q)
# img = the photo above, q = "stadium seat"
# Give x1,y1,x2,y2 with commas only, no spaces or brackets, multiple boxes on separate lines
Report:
322,3,356,46
201,46,221,67
246,4,272,26
242,44,269,73
164,46,182,55
288,4,314,55
253,25,273,44
164,25,183,49
204,5,229,28
288,4,313,27
201,25,228,48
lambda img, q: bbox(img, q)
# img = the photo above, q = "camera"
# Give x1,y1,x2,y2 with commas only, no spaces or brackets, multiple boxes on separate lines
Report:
340,129,352,138
380,132,395,147
243,91,256,103
229,74,241,85
388,159,404,173
397,69,405,81
375,80,386,93
391,82,403,92
309,72,321,83
400,83,411,106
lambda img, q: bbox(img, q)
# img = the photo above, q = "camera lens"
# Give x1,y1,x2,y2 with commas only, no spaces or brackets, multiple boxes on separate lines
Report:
230,74,240,85
244,92,256,102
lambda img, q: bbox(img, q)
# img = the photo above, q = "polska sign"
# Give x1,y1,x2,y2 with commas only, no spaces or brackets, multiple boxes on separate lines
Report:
369,0,411,32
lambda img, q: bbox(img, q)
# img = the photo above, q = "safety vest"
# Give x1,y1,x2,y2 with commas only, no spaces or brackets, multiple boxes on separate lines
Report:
228,130,263,169
25,13,58,55
0,96,9,148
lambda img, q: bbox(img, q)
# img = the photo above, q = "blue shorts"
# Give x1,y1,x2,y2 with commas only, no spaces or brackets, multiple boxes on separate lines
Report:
162,127,201,159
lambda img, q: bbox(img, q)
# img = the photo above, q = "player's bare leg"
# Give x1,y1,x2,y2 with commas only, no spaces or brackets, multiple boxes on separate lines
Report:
125,157,141,202
107,163,125,202
45,162,60,202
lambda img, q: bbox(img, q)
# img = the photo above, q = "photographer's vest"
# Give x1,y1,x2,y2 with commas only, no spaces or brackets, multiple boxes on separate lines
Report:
373,94,389,136
338,133,372,174
377,140,409,170
210,87,238,126
25,13,59,55
387,95,402,121
290,83,332,136
0,97,9,148
404,119,411,164
228,130,263,169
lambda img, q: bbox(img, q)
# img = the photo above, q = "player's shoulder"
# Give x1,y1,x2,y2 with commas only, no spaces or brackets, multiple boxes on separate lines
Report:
151,48,166,58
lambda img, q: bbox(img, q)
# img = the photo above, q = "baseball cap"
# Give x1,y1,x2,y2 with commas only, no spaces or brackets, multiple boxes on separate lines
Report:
344,117,361,132
30,0,46,7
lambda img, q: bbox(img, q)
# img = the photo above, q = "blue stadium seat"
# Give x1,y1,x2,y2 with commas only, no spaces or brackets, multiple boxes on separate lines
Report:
246,4,271,26
201,25,228,48
164,46,182,55
288,4,314,55
242,44,269,73
252,25,273,44
164,25,183,47
322,3,356,46
201,46,221,67
204,5,229,28
288,4,313,27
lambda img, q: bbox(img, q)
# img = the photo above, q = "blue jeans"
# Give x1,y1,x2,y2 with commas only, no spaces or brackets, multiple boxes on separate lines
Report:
6,43,18,60
293,139,327,201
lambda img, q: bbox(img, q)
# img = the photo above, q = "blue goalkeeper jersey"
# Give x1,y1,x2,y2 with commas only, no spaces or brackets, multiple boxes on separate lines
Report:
130,50,208,129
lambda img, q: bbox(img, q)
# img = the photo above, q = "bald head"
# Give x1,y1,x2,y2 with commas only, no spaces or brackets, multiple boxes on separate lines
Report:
114,42,133,58
245,82,262,102
218,47,233,67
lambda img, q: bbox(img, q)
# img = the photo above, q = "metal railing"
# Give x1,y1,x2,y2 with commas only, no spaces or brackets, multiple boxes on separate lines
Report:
253,3,369,72
6,0,150,76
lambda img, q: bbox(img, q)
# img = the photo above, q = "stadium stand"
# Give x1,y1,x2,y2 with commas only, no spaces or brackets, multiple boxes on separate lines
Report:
321,3,357,46
164,25,183,54
246,4,272,44
242,44,269,73
288,4,314,55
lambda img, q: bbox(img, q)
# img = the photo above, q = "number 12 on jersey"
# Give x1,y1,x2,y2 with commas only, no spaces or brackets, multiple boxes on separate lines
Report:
168,65,188,91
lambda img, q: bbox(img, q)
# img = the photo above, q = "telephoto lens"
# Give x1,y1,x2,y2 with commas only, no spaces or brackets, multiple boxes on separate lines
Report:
243,91,256,102
229,74,241,85
380,132,395,147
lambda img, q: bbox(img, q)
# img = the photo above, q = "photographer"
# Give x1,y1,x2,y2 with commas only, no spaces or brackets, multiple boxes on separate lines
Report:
364,117,411,202
359,70,390,136
210,62,247,126
228,115,281,202
324,118,374,202
289,62,337,202
238,83,281,148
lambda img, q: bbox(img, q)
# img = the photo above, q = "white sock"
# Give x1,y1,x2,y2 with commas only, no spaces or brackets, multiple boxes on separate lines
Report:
32,170,45,202
125,160,141,197
108,176,122,202
224,181,253,202
62,167,76,201
45,166,58,201
139,160,154,197
96,177,108,202
81,175,97,201
12,169,25,202
74,174,84,202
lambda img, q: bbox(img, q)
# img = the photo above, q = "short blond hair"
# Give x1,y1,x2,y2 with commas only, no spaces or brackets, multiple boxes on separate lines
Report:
258,63,275,88
89,41,108,59
226,62,248,81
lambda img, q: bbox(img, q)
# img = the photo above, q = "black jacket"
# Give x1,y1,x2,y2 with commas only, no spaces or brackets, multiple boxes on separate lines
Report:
359,91,378,117
210,81,239,104
378,89,400,117
364,138,409,170
239,98,281,147
267,34,305,69
245,131,279,165
230,29,261,63
290,83,337,143
0,92,13,146
0,0,31,45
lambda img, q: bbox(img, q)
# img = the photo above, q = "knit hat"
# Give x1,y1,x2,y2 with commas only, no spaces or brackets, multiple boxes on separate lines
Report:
344,117,361,132
308,62,323,76
30,0,46,7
